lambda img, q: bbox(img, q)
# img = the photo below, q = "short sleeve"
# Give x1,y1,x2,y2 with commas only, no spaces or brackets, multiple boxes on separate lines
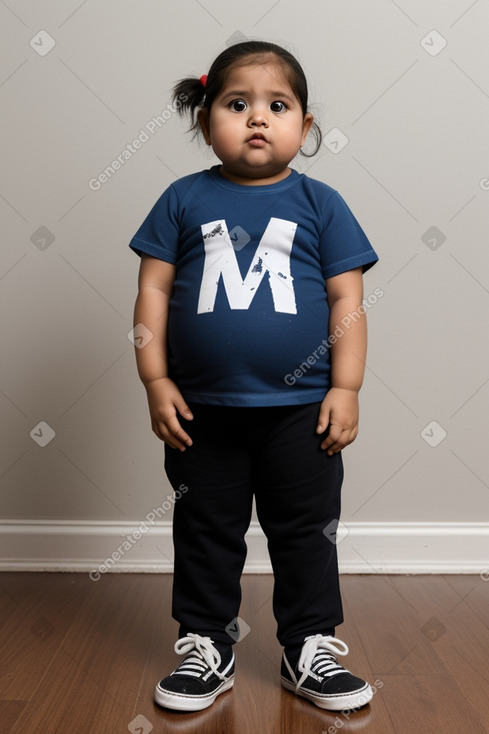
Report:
128,184,180,264
318,191,378,279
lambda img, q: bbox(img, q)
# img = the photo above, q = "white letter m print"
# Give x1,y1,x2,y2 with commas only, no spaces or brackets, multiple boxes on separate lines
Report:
197,218,297,314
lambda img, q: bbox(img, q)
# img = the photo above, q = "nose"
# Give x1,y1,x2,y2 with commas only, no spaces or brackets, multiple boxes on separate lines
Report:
249,107,269,127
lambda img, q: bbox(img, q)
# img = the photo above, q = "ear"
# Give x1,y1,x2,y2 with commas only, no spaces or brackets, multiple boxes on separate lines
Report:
300,113,314,147
197,108,211,146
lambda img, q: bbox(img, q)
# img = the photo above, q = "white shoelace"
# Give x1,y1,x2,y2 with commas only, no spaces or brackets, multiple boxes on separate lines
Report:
295,634,350,692
172,633,228,681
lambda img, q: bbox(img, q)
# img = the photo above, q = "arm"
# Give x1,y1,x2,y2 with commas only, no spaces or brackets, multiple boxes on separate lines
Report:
133,254,193,451
317,266,366,454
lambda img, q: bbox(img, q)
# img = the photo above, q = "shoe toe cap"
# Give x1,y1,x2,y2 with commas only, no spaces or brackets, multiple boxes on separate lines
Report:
321,672,369,695
158,676,207,696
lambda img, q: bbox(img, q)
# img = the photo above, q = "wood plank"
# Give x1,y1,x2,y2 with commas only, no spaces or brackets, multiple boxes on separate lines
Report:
8,574,165,733
1,573,489,732
379,674,487,733
391,575,489,729
337,595,397,731
0,573,95,700
340,575,446,675
443,574,489,627
0,701,27,734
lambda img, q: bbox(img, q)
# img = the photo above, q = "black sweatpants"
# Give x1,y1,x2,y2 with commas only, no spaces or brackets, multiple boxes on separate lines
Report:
164,401,344,650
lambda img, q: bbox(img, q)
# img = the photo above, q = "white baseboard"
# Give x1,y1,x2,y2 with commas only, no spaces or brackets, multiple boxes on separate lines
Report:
1,520,488,575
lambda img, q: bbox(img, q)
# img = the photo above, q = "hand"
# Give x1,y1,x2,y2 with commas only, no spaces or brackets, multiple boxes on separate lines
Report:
144,378,193,451
316,388,359,455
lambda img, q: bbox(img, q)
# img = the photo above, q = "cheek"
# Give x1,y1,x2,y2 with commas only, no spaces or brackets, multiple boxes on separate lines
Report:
281,129,302,149
210,123,237,150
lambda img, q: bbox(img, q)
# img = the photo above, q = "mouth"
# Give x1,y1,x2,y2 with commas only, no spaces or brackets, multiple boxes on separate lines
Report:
247,132,268,146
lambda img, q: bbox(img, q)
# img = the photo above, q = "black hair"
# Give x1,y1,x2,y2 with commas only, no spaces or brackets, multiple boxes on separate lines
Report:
171,41,322,157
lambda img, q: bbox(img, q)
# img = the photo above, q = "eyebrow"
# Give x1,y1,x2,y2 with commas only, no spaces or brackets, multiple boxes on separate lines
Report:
220,89,296,103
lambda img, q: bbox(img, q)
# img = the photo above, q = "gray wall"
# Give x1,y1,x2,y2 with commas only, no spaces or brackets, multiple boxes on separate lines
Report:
1,1,488,536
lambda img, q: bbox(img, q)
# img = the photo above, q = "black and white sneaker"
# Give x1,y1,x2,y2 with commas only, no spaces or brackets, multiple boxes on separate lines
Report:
281,634,373,711
154,633,235,711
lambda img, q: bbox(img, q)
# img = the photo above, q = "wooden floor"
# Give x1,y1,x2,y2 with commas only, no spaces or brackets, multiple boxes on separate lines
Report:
1,573,489,733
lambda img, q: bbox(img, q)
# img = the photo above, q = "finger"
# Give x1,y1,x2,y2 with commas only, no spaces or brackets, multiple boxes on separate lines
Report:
323,427,358,454
162,434,186,451
153,415,192,451
320,422,343,450
324,438,345,455
166,415,193,448
151,419,181,449
161,430,189,451
316,404,330,434
176,398,194,421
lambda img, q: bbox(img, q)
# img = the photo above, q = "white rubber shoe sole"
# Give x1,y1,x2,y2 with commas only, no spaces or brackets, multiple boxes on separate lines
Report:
154,674,235,711
281,677,373,711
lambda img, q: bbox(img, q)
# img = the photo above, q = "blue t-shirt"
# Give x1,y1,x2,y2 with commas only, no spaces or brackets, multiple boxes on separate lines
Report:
129,165,378,406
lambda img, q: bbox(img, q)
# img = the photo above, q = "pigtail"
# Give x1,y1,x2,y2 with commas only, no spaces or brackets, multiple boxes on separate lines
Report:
171,77,206,137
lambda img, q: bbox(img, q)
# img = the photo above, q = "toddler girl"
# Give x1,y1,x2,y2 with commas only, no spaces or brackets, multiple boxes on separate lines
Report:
129,40,378,714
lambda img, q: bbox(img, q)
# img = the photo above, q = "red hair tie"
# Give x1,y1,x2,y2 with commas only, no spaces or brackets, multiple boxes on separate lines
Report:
200,74,207,89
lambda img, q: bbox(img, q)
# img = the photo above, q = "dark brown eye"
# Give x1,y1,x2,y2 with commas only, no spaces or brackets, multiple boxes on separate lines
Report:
270,101,286,112
230,99,247,112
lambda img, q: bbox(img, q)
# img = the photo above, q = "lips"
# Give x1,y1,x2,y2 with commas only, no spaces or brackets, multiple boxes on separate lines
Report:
247,133,268,146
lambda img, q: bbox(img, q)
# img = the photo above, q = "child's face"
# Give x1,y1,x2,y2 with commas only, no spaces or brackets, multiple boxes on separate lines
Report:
198,59,313,185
